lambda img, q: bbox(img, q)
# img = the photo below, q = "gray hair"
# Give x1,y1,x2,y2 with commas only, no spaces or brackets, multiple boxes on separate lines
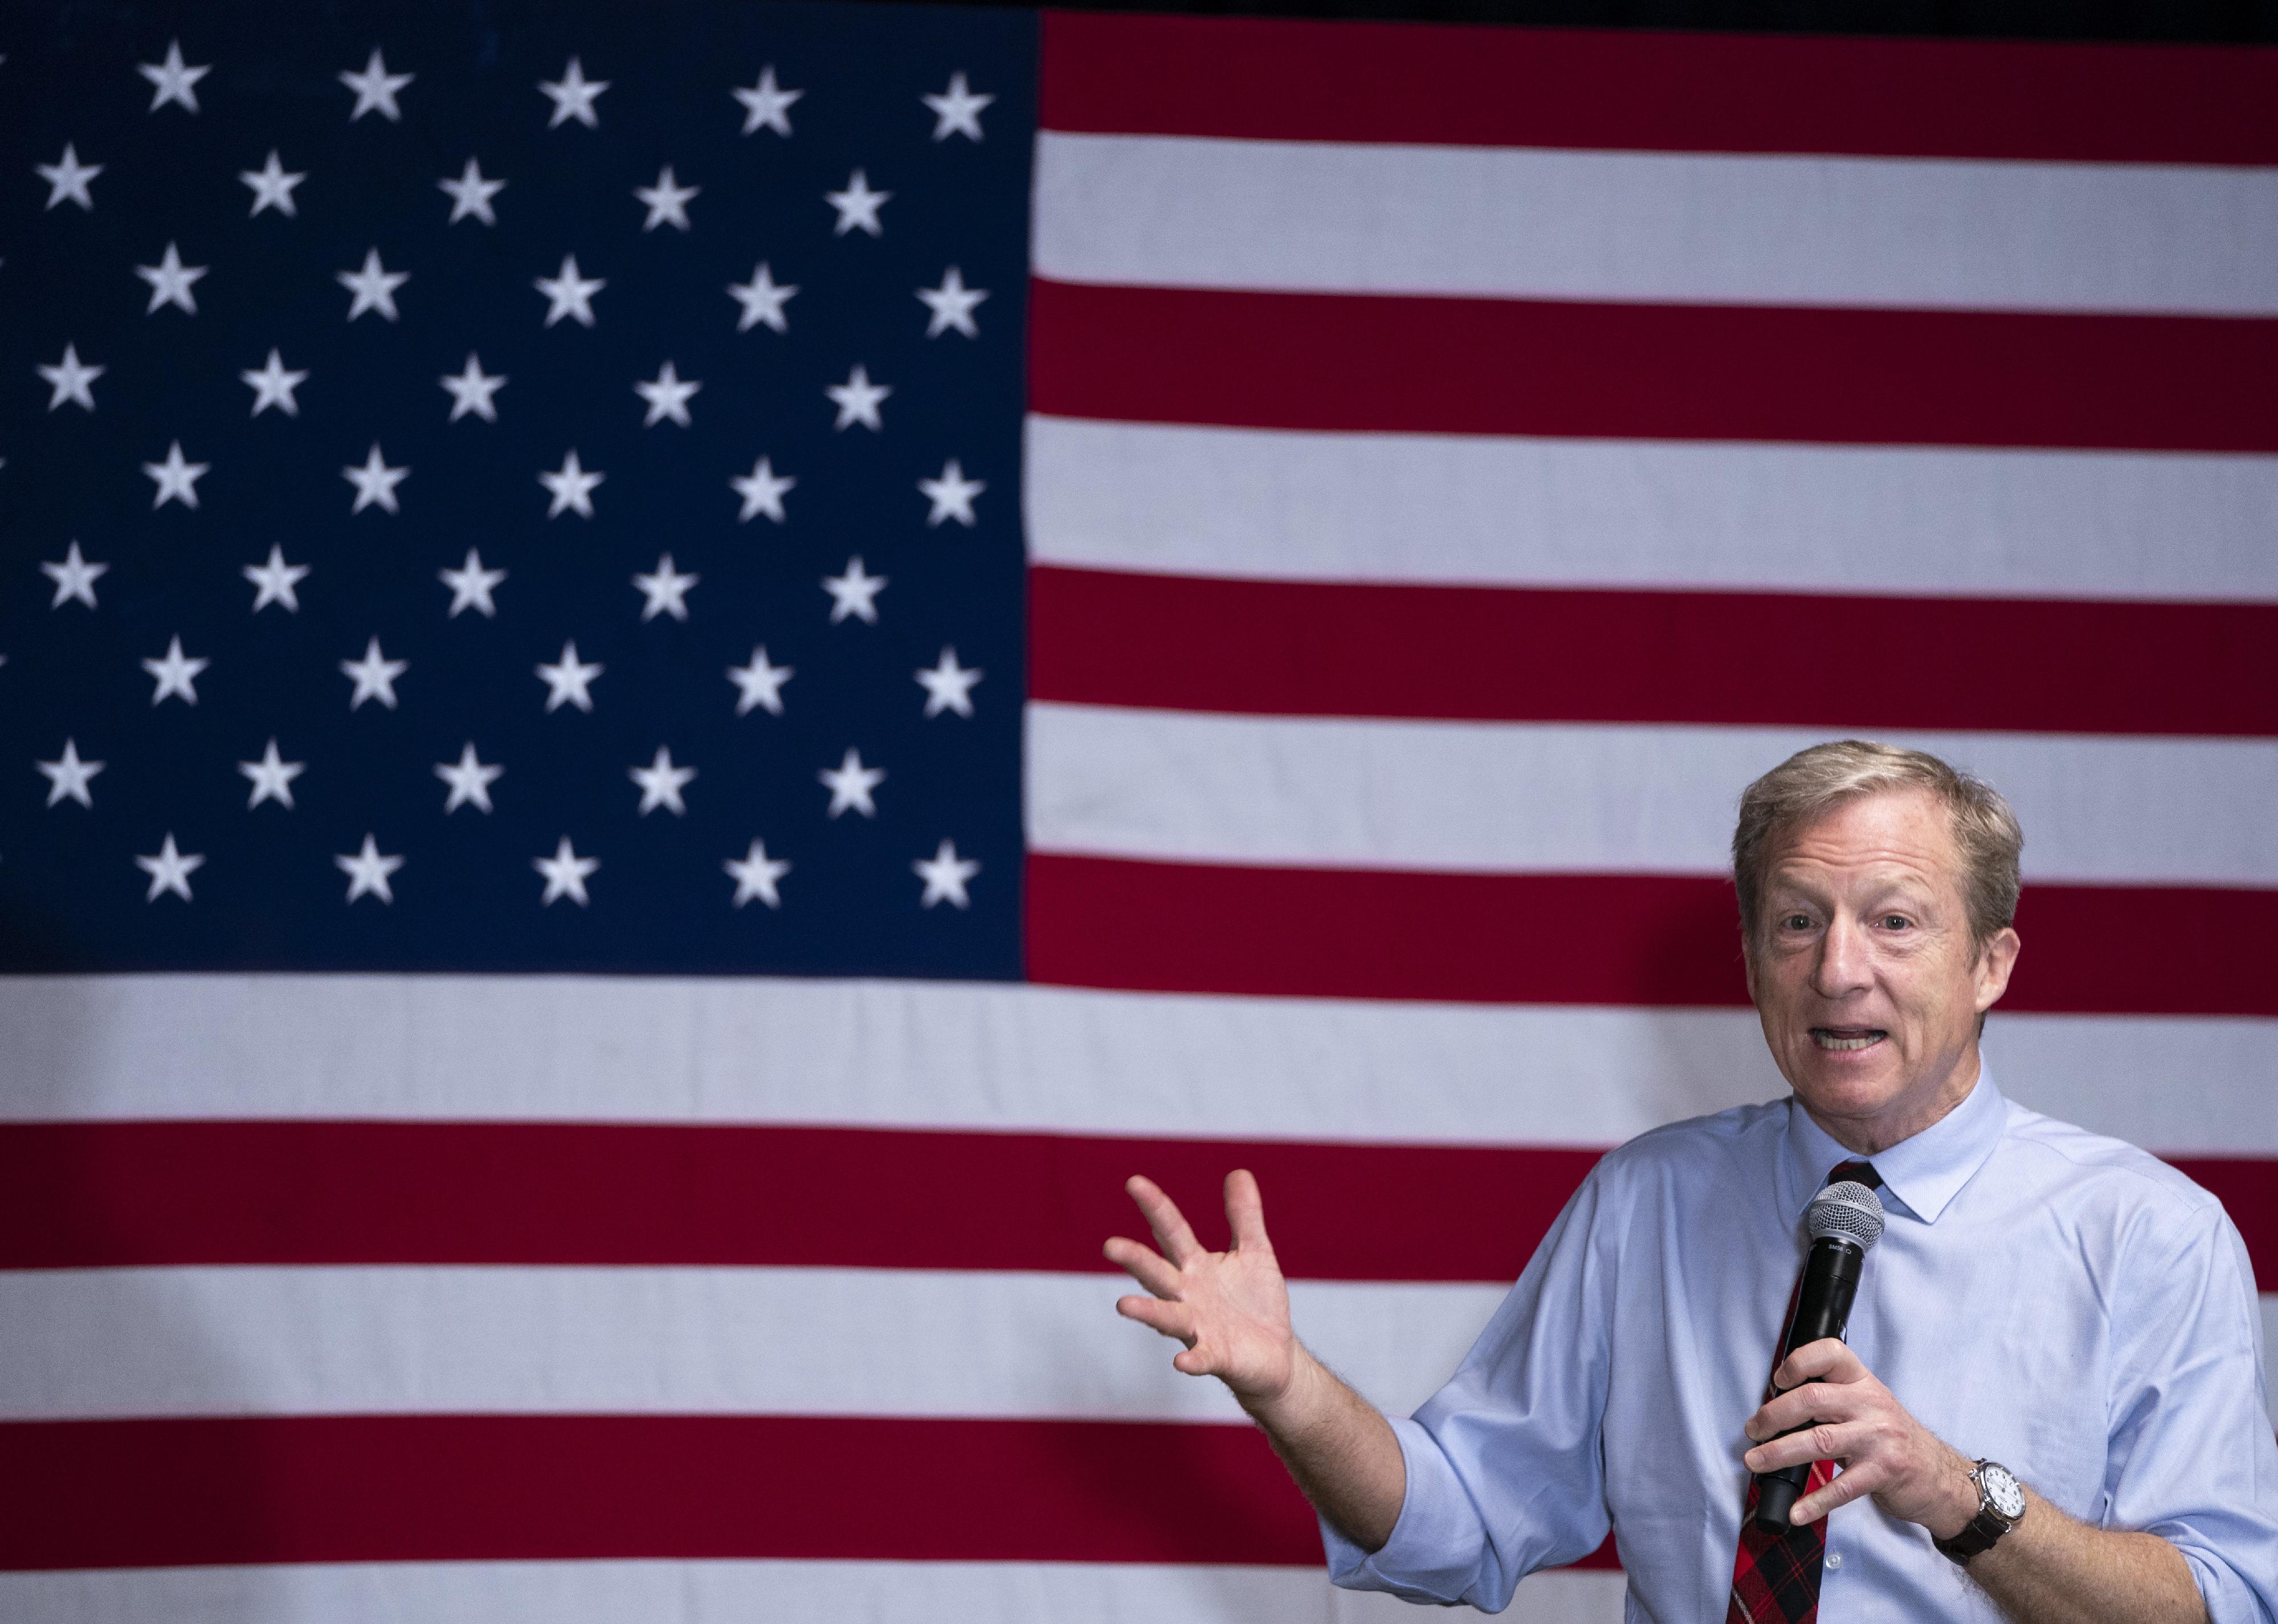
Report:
1732,740,2023,958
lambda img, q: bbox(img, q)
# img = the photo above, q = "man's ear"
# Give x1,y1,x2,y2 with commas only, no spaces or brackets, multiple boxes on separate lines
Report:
1972,926,2021,1013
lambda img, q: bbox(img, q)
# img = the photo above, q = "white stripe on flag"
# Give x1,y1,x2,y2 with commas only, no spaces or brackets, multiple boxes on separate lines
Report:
0,1266,1505,1423
1028,704,2278,887
1,976,2267,1155
0,1558,1626,1624
1024,417,2278,602
1033,132,2278,316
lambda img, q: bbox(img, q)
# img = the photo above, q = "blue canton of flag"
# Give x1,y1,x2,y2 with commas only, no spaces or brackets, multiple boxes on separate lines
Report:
0,0,1033,977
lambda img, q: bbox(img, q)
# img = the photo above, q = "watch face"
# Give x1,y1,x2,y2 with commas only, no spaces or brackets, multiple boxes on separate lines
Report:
1979,1463,2026,1520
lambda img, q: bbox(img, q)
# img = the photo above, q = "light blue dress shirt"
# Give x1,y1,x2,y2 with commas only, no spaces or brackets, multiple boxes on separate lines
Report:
1325,1071,2278,1621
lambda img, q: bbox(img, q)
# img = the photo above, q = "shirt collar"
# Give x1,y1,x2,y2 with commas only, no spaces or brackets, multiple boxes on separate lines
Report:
1778,1063,2008,1225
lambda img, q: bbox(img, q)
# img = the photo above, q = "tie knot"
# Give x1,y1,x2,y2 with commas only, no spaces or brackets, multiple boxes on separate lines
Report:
1826,1159,1881,1190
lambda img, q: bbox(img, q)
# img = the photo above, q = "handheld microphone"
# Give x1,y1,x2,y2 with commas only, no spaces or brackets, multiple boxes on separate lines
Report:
1753,1180,1885,1531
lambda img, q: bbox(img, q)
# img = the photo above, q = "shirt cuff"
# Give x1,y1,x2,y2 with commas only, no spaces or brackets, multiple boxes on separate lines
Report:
1320,1415,1481,1605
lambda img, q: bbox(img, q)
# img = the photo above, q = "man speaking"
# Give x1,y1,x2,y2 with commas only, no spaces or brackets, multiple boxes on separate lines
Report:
1106,742,2278,1621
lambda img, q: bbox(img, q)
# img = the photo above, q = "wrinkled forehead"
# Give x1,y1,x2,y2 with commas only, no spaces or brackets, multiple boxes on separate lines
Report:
1759,786,1968,897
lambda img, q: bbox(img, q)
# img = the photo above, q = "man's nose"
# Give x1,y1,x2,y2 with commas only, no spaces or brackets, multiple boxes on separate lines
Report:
1812,916,1874,997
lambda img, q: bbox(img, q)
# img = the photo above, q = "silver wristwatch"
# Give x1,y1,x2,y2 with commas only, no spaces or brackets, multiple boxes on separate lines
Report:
1933,1459,2026,1565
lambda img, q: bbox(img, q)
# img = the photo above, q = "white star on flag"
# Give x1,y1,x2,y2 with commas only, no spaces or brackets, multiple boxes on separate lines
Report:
136,242,206,315
340,47,413,121
825,168,889,235
913,839,981,908
535,254,605,327
39,343,104,411
240,150,305,217
138,39,210,114
922,72,993,141
918,459,985,526
242,545,310,612
440,353,508,422
340,637,407,710
238,738,305,809
536,640,604,712
142,635,208,705
336,835,405,904
916,266,989,339
338,247,408,321
733,65,801,135
241,348,309,416
539,56,609,127
38,740,104,809
534,837,599,906
826,364,890,431
724,839,791,908
143,441,209,509
728,262,797,333
540,450,603,517
633,554,699,621
438,157,507,225
727,646,794,716
731,455,795,521
37,144,102,211
42,541,107,609
635,165,699,231
630,746,697,816
635,361,701,427
916,647,983,718
819,748,885,818
435,743,504,813
343,443,409,513
439,549,507,618
823,557,887,624
136,834,205,903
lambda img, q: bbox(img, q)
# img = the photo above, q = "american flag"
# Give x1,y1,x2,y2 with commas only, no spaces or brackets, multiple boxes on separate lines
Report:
1,5,2272,1621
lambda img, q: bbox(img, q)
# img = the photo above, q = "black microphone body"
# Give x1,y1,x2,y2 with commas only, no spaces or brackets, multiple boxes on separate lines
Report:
1752,1234,1867,1531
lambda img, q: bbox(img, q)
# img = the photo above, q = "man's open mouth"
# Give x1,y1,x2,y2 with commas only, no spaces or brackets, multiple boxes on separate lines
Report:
1810,1027,1887,1052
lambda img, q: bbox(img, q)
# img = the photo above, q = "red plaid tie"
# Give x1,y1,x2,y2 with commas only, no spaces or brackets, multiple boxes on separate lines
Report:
1725,1160,1881,1624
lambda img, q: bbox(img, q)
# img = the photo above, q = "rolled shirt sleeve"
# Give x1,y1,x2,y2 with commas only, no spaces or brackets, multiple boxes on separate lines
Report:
1324,1170,1617,1610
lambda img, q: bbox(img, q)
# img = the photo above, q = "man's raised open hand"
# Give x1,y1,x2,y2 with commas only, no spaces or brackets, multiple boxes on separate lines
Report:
1105,1168,1409,1552
1105,1169,1299,1408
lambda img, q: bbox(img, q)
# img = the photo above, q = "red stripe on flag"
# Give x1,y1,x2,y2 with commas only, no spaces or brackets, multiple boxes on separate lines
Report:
1027,279,2278,454
1026,855,2278,1018
1029,566,2278,737
0,1411,1629,1573
1,1123,2267,1290
1039,12,2278,166
0,1121,1597,1282
0,1414,1294,1570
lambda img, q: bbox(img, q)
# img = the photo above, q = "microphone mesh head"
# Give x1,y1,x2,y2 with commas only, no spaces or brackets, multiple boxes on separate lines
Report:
1807,1181,1886,1250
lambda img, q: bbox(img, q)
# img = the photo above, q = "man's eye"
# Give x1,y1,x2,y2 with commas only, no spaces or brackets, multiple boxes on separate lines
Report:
1880,915,1910,930
1781,913,1812,931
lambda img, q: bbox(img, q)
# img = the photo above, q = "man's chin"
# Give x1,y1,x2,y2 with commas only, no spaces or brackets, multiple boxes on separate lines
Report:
1786,1038,1907,1119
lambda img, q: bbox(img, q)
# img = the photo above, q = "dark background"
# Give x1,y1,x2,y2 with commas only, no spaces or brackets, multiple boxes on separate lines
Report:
895,0,2278,42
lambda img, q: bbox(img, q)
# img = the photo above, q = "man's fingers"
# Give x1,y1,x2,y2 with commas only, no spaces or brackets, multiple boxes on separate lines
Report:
1743,1418,1870,1476
1776,1337,1866,1390
1789,1460,1879,1525
1171,1345,1220,1378
1746,1380,1864,1441
1224,1168,1273,1254
1115,1295,1197,1346
1125,1174,1206,1265
1103,1236,1183,1299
